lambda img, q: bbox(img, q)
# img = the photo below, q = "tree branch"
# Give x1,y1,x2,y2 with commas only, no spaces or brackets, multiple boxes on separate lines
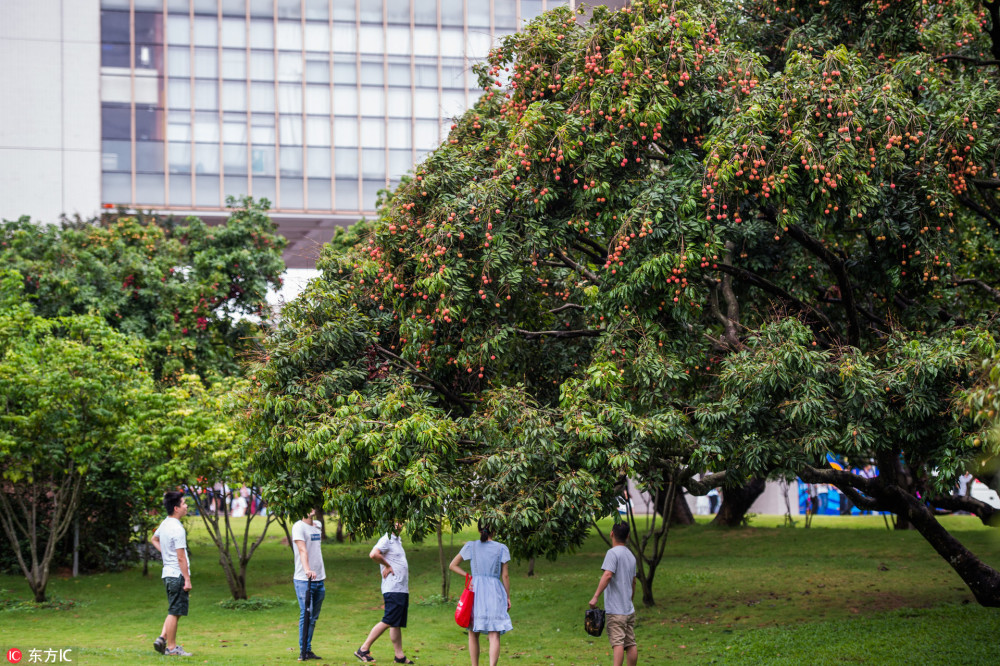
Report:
932,54,1000,67
374,345,473,416
573,232,610,262
984,0,1000,61
515,328,603,340
713,263,837,343
958,195,1000,234
798,464,881,511
703,277,742,350
548,303,586,314
785,223,861,347
949,278,1000,305
682,471,727,495
926,494,1000,526
570,240,605,264
552,247,601,284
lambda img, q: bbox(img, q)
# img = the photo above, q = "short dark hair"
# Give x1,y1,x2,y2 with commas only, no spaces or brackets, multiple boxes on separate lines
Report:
164,490,185,516
477,519,492,543
611,522,630,543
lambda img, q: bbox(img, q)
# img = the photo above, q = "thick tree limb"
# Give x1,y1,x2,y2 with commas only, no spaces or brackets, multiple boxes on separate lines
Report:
797,464,881,511
374,344,473,416
713,263,836,342
573,232,610,262
958,195,1000,233
927,494,1000,526
950,278,1000,304
856,304,891,335
703,277,742,350
552,247,601,284
681,471,728,495
932,54,1000,67
515,328,603,340
785,224,861,347
548,303,586,314
571,240,605,263
987,0,1000,62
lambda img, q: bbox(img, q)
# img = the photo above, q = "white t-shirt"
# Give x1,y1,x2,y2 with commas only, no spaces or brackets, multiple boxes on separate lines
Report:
153,516,189,579
292,520,326,581
230,496,247,517
601,545,636,615
374,533,409,594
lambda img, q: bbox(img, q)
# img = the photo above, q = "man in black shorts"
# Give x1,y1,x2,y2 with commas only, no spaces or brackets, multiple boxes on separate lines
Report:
151,491,193,656
354,525,414,664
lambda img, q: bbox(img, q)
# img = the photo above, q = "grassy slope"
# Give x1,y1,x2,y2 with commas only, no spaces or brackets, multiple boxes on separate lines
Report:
1,515,998,665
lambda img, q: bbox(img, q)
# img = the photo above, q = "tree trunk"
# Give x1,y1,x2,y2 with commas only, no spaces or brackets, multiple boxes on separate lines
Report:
437,523,450,601
336,517,344,543
897,488,1000,606
141,526,150,576
711,478,766,527
31,578,48,603
316,505,327,540
527,557,536,576
670,490,695,526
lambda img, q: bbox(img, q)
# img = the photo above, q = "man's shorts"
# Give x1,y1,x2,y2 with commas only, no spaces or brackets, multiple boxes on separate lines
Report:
164,576,189,617
381,592,409,627
606,612,636,648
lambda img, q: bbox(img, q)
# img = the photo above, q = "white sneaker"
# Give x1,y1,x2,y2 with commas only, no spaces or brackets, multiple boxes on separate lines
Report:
165,645,193,656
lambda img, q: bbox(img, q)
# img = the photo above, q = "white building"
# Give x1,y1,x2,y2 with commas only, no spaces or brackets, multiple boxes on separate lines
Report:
1,0,627,269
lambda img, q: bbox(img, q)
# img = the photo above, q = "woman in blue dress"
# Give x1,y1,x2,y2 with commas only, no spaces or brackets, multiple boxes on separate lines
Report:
449,521,512,666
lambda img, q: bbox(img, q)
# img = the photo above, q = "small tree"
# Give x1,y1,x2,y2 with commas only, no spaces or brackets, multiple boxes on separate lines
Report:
130,375,278,600
1,196,286,382
0,272,149,601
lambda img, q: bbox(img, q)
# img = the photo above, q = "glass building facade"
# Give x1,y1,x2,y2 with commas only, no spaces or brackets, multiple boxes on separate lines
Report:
98,0,571,216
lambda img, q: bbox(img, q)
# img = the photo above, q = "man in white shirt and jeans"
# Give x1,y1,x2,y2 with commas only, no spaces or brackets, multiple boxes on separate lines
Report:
354,524,414,664
589,522,638,666
151,490,193,657
293,509,326,661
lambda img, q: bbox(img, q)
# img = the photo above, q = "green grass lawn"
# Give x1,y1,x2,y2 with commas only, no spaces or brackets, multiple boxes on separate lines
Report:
2,515,999,665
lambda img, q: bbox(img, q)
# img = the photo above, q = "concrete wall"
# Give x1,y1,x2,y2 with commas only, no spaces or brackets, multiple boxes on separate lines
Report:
0,0,102,223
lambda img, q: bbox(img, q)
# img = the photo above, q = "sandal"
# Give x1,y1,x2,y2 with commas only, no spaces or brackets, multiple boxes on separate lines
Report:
394,658,415,665
354,647,375,663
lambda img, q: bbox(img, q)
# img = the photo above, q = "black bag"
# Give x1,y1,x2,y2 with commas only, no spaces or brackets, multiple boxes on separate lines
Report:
585,608,606,637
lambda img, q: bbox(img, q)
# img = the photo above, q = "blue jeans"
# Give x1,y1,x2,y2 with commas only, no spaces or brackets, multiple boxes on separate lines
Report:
294,579,325,652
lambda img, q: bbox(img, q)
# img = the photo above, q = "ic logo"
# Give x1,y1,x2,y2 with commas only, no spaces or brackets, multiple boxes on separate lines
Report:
6,649,22,664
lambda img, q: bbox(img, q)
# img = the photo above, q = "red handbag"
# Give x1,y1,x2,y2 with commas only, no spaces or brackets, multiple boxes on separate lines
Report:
455,574,474,628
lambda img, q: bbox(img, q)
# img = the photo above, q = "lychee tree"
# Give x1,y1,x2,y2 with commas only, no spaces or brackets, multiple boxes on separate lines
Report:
0,196,286,382
244,0,1000,605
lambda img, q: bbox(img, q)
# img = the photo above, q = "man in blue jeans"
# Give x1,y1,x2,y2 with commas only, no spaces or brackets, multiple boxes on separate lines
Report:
293,510,326,661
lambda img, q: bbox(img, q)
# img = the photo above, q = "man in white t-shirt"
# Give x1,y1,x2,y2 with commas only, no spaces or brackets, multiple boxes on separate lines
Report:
293,510,327,661
589,522,637,666
354,524,413,664
151,490,193,657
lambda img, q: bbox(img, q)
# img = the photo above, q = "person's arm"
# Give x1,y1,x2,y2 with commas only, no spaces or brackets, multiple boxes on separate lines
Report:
369,546,393,578
589,570,614,608
501,561,511,610
150,534,162,553
631,576,636,602
449,552,467,577
295,540,315,579
176,547,192,591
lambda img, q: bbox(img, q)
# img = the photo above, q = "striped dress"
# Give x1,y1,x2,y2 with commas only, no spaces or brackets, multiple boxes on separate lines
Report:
459,540,513,634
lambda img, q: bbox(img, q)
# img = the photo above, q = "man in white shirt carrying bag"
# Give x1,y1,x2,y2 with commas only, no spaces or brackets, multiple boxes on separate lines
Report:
293,509,327,661
589,522,638,666
151,490,193,657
